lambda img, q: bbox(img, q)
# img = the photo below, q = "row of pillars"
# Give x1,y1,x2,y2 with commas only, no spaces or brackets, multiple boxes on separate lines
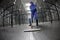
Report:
1,4,14,27
2,5,21,27
3,6,13,27
46,2,60,23
39,6,59,23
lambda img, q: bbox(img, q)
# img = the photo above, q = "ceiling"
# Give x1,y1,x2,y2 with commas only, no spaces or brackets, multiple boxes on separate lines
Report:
0,0,14,8
45,0,60,4
0,0,60,9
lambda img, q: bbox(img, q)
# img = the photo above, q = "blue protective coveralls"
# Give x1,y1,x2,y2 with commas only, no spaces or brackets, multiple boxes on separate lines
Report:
29,2,38,26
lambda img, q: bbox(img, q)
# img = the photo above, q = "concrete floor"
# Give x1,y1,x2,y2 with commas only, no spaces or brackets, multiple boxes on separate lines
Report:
0,21,60,40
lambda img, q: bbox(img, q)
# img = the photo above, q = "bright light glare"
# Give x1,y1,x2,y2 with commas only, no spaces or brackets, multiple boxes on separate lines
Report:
25,3,31,14
25,7,31,10
13,2,16,4
25,3,31,6
30,32,35,40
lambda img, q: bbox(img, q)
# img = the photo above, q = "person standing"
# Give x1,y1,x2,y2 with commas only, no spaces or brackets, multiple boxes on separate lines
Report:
29,1,38,26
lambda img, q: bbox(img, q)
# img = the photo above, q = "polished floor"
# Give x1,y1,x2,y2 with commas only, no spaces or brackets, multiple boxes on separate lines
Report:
0,21,60,40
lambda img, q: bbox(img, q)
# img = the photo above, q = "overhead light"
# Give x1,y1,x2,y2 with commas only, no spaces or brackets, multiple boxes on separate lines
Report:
25,3,31,6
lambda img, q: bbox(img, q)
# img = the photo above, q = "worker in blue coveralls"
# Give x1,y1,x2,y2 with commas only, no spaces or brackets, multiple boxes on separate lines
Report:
29,1,38,26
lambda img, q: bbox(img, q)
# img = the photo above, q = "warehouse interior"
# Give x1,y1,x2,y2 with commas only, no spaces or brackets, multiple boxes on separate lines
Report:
0,0,60,40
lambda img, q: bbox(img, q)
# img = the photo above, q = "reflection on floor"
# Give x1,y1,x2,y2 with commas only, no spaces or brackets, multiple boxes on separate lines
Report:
0,21,60,40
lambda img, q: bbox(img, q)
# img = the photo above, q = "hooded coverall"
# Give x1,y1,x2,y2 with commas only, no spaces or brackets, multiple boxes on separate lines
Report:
29,2,38,26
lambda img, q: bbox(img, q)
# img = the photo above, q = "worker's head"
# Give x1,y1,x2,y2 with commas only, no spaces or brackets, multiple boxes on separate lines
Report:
30,1,34,5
